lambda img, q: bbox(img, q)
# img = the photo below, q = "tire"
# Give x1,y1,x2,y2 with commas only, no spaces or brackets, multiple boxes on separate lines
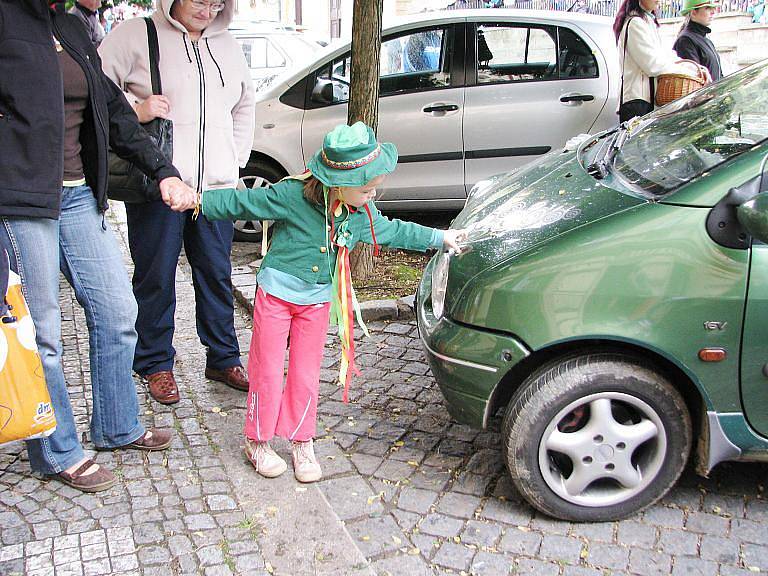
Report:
234,158,287,243
502,353,691,522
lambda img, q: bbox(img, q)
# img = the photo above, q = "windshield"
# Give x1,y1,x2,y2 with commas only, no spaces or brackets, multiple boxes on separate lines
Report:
612,62,768,198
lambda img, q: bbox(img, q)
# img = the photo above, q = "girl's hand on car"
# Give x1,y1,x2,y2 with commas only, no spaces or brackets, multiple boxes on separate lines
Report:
134,95,171,123
443,229,468,254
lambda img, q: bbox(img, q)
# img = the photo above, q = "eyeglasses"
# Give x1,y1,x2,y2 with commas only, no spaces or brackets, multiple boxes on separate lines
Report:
186,0,226,13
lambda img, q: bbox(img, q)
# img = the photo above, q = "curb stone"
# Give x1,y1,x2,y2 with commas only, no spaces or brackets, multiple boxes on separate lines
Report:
231,263,416,322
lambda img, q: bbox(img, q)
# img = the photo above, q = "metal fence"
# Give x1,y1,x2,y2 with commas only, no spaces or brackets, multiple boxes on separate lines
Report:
442,0,754,19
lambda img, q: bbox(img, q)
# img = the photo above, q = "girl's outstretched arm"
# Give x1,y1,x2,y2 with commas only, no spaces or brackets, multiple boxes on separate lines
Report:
201,181,293,222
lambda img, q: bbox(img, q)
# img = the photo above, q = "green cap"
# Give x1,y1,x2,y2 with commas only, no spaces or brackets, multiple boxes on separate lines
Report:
306,122,398,188
680,0,718,15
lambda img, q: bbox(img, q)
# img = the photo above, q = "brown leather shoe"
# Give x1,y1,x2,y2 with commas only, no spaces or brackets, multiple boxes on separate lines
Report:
56,459,116,493
144,370,180,404
205,365,249,391
127,428,173,451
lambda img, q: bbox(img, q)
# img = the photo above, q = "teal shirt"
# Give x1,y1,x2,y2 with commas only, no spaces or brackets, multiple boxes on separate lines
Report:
202,178,445,290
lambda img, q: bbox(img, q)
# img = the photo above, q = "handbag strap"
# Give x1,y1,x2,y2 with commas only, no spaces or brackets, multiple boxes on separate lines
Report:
144,17,162,96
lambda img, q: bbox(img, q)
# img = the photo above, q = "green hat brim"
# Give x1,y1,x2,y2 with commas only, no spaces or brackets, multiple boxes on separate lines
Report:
306,142,398,188
680,1,718,14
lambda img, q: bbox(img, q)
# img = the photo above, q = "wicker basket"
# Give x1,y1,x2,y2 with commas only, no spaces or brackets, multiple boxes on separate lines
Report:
655,67,707,106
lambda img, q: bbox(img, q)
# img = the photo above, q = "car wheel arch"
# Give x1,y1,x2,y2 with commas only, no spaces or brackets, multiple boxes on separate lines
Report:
241,152,288,180
485,338,711,471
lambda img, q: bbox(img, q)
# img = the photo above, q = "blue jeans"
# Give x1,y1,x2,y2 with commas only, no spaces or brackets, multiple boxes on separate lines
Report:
0,185,144,474
126,200,240,375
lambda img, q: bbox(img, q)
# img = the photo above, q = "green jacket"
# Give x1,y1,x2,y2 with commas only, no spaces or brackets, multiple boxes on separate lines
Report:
202,179,441,285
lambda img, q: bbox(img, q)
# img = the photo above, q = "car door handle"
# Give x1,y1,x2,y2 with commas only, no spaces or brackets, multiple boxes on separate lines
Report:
560,94,595,103
423,104,459,113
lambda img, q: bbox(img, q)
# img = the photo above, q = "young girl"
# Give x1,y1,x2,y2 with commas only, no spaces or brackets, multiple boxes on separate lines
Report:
201,122,465,482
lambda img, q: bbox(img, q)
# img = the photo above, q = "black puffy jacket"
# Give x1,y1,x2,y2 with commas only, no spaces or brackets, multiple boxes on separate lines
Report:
0,0,179,219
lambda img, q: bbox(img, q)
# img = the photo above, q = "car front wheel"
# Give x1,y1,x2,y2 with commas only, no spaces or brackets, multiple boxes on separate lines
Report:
502,354,691,521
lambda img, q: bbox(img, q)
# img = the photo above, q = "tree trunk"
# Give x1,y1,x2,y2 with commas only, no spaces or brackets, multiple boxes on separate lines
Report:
347,0,383,282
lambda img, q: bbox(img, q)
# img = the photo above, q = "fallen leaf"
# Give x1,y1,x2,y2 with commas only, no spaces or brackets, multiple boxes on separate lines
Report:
394,441,405,447
407,547,420,555
580,548,589,560
407,461,419,467
211,406,221,413
361,535,370,541
219,411,228,417
453,536,461,544
392,536,402,545
265,562,274,574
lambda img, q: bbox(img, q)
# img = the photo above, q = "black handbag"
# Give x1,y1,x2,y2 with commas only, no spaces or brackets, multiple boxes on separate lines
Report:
107,17,173,203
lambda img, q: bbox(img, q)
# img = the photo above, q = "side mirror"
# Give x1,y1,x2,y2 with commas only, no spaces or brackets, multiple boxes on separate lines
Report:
737,154,768,243
737,193,768,244
310,78,334,104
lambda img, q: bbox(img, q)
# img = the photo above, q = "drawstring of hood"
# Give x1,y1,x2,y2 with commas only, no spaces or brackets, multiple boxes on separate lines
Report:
205,38,225,88
182,33,192,63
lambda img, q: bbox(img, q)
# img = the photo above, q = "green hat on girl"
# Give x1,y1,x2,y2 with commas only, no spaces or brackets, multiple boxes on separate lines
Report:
307,122,398,188
680,0,718,15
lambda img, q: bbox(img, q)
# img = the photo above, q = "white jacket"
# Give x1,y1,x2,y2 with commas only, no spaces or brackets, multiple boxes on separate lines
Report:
618,12,690,105
99,0,255,191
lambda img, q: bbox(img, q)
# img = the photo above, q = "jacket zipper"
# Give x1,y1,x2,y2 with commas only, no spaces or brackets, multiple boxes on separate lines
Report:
191,40,207,196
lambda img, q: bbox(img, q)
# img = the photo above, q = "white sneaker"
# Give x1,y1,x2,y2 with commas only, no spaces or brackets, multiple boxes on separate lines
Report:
244,439,287,478
291,439,322,483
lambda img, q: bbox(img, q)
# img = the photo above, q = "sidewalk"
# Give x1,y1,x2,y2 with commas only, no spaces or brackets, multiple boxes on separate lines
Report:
1,205,767,576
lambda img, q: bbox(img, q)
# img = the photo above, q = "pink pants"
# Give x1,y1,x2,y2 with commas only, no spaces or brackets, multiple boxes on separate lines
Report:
244,288,331,443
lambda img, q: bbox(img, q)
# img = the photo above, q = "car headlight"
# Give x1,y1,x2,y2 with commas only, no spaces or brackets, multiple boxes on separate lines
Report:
431,252,450,320
467,179,494,200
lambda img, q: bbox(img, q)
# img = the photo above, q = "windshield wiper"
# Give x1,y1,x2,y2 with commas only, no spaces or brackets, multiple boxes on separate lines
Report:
587,125,631,180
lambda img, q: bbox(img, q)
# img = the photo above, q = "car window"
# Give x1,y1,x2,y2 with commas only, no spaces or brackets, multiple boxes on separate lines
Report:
238,36,287,70
558,27,598,79
612,64,768,197
380,28,452,95
240,37,268,69
476,24,557,84
314,26,452,105
266,40,286,68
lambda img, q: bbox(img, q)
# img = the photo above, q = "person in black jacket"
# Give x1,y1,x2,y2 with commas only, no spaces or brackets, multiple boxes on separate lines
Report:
0,0,197,492
674,0,723,81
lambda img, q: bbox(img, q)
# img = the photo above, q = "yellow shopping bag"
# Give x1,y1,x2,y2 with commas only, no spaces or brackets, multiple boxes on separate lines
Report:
0,250,56,445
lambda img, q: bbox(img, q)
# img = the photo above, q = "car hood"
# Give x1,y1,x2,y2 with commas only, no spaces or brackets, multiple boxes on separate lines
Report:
447,148,645,309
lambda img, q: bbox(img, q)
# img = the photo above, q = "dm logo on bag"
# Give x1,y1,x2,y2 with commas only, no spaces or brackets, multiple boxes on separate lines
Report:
34,402,55,426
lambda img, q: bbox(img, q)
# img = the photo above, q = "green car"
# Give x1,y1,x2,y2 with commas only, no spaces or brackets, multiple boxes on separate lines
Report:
417,60,768,522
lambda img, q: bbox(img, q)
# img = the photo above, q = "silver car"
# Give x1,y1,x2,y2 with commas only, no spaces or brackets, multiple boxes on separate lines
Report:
230,22,318,92
236,10,620,239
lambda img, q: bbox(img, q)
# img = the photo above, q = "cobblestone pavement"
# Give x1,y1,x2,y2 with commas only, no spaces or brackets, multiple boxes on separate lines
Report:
1,212,768,576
